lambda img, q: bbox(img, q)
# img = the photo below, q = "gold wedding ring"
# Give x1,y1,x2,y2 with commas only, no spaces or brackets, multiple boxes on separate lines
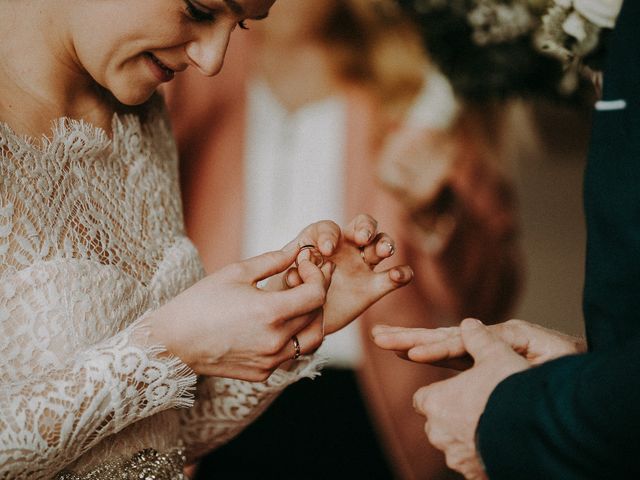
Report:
291,335,301,360
295,244,324,268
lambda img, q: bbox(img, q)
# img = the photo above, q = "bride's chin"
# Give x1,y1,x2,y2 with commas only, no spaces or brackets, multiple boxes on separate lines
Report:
107,79,157,107
114,89,156,107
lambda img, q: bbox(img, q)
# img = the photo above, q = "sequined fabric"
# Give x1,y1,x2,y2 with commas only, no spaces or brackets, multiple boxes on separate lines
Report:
55,448,186,480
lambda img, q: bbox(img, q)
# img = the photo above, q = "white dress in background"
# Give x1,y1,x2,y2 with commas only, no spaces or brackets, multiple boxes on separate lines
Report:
243,80,362,368
0,102,321,480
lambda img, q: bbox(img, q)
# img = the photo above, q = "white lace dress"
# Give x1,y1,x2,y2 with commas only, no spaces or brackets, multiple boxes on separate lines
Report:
0,103,322,480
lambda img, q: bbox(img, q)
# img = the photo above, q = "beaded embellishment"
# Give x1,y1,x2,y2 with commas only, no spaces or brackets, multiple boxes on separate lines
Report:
55,448,187,480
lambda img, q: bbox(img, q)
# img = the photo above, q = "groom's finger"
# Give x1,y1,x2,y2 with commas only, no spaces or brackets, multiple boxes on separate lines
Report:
460,318,513,363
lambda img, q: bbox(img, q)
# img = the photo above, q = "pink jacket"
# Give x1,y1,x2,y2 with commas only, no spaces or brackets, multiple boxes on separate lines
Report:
165,37,521,480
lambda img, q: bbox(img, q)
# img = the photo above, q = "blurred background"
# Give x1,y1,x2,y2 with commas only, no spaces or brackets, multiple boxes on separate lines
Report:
511,101,589,336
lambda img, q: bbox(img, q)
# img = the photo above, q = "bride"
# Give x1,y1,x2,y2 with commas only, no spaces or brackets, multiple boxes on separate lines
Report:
0,1,413,478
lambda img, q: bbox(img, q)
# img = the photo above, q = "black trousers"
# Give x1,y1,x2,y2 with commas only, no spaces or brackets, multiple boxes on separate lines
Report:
194,368,394,479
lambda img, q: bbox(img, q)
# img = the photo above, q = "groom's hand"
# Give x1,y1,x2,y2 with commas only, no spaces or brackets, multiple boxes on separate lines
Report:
411,318,529,479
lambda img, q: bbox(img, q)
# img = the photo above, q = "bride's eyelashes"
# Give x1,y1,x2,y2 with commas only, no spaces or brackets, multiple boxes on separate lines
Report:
183,0,249,29
184,0,216,23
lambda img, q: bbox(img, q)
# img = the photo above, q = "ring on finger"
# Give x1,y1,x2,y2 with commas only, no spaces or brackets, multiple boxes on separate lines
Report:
295,244,324,268
291,335,302,360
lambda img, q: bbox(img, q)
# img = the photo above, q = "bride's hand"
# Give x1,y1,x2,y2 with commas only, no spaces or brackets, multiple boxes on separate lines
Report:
273,214,414,337
145,244,335,382
372,319,586,370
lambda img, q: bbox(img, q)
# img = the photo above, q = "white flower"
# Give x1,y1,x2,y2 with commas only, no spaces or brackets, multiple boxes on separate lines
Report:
573,0,623,28
555,0,573,9
563,11,587,42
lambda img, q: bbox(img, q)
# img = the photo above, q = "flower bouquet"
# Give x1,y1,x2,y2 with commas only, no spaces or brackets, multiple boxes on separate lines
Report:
396,0,623,103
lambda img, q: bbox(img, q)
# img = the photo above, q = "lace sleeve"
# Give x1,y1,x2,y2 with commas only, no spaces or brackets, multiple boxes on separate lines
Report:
178,356,325,462
0,315,197,480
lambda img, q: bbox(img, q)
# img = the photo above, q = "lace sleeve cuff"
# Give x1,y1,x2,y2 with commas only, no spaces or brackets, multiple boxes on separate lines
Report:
0,317,197,479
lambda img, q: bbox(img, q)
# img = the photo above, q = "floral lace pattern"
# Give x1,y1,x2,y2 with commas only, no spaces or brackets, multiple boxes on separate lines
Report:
0,102,322,479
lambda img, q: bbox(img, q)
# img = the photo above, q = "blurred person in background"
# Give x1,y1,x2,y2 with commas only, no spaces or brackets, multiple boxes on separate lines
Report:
166,0,521,478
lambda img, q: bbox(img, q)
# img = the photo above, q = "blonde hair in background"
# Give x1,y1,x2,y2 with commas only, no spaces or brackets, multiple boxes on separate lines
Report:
319,0,429,124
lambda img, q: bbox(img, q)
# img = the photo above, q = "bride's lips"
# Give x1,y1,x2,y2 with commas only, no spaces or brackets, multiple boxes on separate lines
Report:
144,52,175,83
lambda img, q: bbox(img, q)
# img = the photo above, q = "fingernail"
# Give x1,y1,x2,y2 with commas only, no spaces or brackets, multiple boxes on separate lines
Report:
464,318,483,328
391,268,411,282
371,325,386,337
360,230,372,242
297,249,311,262
323,240,334,253
384,242,395,255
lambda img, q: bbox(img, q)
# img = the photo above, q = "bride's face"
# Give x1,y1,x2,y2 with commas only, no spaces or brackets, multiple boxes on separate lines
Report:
69,0,274,105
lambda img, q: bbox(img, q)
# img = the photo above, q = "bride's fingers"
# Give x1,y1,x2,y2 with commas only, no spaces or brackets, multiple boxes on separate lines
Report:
364,265,414,301
344,213,378,246
230,248,299,285
275,314,325,364
386,265,414,286
294,314,325,355
298,220,341,257
283,268,302,289
269,261,327,319
360,232,395,268
280,309,320,340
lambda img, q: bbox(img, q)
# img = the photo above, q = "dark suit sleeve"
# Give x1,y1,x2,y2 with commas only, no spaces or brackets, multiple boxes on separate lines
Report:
477,1,640,477
476,336,640,479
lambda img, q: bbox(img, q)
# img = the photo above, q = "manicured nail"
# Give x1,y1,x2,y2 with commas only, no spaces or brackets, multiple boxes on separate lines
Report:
392,267,413,283
323,240,334,254
371,325,386,337
298,249,311,261
384,242,395,255
359,230,372,243
283,271,292,289
464,318,483,327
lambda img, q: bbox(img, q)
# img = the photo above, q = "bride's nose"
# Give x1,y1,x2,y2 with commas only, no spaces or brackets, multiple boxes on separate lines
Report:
185,25,232,77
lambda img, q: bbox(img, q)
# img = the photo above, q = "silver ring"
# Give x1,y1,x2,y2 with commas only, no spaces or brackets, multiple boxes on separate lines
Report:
291,335,301,360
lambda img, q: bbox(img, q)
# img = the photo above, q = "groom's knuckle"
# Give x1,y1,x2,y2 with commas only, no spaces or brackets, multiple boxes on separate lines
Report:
505,318,524,329
413,387,432,413
428,429,446,449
